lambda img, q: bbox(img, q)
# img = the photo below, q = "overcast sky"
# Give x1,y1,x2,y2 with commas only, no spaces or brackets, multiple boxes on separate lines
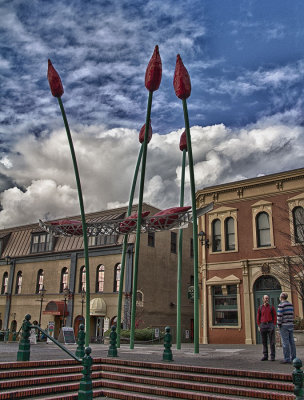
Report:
0,0,304,228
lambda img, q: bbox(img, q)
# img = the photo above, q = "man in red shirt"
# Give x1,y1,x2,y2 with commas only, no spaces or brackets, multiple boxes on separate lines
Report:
257,294,277,361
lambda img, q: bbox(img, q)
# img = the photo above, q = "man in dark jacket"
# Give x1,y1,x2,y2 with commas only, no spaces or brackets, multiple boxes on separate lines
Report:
257,294,277,361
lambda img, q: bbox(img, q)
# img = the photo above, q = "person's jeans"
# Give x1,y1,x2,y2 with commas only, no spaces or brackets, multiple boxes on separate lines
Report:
260,322,275,359
280,324,296,362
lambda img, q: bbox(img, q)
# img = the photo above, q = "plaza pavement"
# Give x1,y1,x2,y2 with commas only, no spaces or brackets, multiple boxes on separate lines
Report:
1,341,303,374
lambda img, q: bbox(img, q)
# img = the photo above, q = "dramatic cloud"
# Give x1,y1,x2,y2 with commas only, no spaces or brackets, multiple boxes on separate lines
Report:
0,113,303,228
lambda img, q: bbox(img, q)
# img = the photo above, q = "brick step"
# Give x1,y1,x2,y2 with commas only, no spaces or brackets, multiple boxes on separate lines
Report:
0,363,293,394
100,378,295,400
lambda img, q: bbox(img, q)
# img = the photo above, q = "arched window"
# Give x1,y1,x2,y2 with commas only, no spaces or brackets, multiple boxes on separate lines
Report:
113,263,121,292
1,272,8,294
225,217,235,251
136,290,144,307
293,206,304,243
15,271,22,294
60,267,69,293
96,265,105,292
10,320,17,332
79,266,86,292
256,212,271,247
36,269,44,293
212,219,221,252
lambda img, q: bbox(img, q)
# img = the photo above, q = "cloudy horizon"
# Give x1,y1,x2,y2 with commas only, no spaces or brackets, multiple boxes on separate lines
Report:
1,1,304,228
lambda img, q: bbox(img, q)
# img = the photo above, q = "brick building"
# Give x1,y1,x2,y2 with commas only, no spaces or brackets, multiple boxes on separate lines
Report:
196,168,304,344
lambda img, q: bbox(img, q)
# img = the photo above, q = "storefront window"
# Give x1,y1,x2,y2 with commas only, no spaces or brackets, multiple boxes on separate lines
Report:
213,284,238,325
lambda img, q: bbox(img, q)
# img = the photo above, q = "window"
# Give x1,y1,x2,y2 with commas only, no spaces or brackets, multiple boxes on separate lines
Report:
212,284,238,325
89,234,117,246
293,206,304,243
148,232,155,247
225,217,235,251
113,263,121,292
31,233,50,253
15,271,22,294
256,212,271,247
0,319,2,330
171,232,177,254
212,219,221,252
136,290,144,307
79,266,86,292
1,272,8,294
190,238,193,258
36,269,44,293
60,267,69,293
96,265,105,292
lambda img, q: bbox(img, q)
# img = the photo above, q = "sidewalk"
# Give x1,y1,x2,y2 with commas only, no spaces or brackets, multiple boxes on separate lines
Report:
1,342,303,373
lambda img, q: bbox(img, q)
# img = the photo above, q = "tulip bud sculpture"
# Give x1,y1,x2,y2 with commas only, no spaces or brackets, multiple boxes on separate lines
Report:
116,121,152,347
176,131,187,350
173,55,199,353
47,60,91,348
129,46,162,349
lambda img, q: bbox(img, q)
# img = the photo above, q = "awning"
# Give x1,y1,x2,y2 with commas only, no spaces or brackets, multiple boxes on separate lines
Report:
43,301,69,316
90,298,107,316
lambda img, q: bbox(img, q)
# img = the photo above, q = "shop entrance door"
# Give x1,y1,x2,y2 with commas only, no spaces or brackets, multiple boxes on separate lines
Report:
254,275,281,344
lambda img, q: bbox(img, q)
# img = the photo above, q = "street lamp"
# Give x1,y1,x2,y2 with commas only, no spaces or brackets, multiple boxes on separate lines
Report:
63,287,70,327
38,286,46,340
80,289,85,319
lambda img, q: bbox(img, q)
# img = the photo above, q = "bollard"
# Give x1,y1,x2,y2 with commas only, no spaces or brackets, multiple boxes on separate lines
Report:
78,346,93,400
107,325,118,357
4,330,10,342
76,324,85,358
17,314,32,361
12,332,17,341
293,358,304,400
163,326,173,361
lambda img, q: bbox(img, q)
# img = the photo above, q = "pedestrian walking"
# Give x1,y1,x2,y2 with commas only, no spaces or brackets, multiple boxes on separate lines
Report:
257,294,277,361
277,292,296,364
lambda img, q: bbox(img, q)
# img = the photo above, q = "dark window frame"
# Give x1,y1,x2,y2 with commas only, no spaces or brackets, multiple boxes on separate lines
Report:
15,271,22,294
256,212,271,247
212,219,222,252
113,263,121,292
293,206,304,243
60,267,69,293
171,232,177,254
212,284,238,326
148,232,155,247
36,269,44,294
1,272,8,294
31,233,50,253
225,217,235,251
96,264,105,293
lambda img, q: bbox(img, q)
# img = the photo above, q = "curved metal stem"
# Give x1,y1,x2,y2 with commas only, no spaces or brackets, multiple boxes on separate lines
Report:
116,145,144,347
58,97,90,347
182,98,199,354
130,91,153,349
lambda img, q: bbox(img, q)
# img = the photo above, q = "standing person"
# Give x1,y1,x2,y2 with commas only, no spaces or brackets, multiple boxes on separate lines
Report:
277,292,296,364
257,294,277,361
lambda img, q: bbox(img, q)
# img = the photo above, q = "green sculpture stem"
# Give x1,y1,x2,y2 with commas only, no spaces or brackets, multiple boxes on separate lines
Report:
182,98,199,354
58,97,90,348
116,144,144,347
130,90,153,349
176,148,186,350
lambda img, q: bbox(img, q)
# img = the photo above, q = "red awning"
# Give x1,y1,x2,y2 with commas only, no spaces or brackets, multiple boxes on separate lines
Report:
43,301,69,316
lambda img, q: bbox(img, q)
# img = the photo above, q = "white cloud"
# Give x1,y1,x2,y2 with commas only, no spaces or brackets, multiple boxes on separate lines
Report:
0,115,303,228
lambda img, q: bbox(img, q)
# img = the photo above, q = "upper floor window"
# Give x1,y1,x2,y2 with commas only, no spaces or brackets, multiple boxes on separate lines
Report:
89,234,117,246
15,271,22,294
96,265,105,292
60,267,69,293
293,206,304,243
79,266,86,292
1,272,8,294
148,232,155,247
36,269,44,293
212,219,222,252
256,212,271,247
171,232,177,254
225,217,235,251
113,263,121,292
31,233,50,253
